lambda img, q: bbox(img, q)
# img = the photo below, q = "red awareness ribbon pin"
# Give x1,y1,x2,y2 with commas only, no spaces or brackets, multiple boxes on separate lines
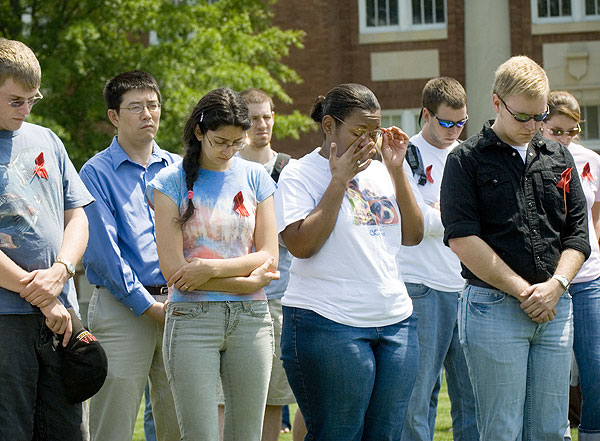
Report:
426,165,434,184
582,162,594,182
33,152,49,180
233,191,249,217
556,167,572,214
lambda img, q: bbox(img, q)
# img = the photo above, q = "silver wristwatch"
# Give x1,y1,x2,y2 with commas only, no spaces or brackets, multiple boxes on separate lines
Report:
551,274,570,291
55,258,76,278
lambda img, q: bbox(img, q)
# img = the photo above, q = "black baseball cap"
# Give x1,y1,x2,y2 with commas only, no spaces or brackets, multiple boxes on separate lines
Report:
59,309,108,404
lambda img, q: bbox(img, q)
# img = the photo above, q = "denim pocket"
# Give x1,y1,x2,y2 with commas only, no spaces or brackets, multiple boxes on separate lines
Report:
406,283,430,300
248,300,269,318
167,302,203,318
467,288,505,314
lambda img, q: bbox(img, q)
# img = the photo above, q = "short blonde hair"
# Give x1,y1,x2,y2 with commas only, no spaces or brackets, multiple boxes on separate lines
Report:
0,39,41,90
493,56,549,100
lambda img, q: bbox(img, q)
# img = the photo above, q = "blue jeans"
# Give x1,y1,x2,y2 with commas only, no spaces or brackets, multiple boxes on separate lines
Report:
459,284,573,441
571,279,600,440
163,301,273,441
281,306,419,441
144,382,157,441
402,283,478,441
0,314,83,441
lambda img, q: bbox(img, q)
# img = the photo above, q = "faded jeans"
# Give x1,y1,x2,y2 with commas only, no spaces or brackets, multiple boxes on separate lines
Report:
571,278,600,441
163,300,273,441
402,283,478,441
458,284,573,441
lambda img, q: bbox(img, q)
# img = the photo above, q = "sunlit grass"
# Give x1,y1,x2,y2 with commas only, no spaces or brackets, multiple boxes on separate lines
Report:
133,375,578,440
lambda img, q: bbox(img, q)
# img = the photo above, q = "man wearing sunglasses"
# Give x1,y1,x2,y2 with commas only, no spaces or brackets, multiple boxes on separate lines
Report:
441,56,590,440
399,77,478,441
0,39,94,440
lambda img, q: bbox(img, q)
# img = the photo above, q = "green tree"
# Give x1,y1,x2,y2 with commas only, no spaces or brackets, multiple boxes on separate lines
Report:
0,0,313,168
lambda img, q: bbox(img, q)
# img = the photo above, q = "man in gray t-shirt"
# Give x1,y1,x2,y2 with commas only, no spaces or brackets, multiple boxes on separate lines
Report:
0,39,93,440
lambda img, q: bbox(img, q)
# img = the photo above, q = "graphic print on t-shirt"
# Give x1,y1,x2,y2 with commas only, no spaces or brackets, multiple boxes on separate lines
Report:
346,179,398,226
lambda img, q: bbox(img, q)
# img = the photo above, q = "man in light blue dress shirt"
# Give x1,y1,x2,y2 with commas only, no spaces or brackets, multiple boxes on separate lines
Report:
79,70,180,441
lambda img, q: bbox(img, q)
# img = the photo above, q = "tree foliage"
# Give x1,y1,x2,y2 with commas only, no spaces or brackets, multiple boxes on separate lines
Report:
0,0,313,168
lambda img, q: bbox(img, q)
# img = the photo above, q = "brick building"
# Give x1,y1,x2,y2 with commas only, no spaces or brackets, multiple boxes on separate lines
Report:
271,0,600,157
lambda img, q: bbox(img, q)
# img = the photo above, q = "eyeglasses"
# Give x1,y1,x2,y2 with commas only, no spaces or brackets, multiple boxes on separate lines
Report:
332,115,382,141
7,91,43,108
498,96,548,123
205,134,246,151
426,109,468,128
547,125,581,138
119,102,161,114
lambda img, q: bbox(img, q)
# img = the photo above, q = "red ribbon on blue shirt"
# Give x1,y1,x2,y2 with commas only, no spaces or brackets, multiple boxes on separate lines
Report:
33,152,49,180
233,191,249,217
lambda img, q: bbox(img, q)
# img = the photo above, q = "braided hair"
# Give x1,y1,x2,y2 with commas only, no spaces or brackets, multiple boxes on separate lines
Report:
180,88,251,225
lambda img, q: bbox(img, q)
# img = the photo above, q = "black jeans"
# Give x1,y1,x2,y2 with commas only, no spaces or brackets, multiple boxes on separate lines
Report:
0,314,83,441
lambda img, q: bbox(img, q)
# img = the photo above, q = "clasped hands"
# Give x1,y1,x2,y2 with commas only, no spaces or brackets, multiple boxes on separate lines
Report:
518,278,565,323
168,257,279,292
19,264,72,346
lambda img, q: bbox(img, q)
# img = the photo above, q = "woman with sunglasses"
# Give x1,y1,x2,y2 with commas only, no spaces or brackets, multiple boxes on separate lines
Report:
147,88,279,441
274,83,423,440
541,90,600,441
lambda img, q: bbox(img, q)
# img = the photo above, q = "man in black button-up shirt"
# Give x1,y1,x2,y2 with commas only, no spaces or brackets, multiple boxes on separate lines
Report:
440,56,590,441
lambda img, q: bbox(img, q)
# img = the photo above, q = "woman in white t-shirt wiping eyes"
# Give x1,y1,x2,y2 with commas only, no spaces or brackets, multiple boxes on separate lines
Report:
274,83,424,441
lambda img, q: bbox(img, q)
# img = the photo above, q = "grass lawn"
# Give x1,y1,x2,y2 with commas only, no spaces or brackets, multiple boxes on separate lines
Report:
133,375,579,440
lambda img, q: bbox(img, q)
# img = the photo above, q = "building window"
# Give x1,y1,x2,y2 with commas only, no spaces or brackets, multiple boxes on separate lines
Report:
581,105,600,147
587,0,600,15
532,0,600,22
411,0,445,25
381,109,421,137
360,0,446,33
366,0,399,27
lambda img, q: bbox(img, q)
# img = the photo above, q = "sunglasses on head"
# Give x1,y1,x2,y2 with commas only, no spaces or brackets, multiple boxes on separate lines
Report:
547,125,581,137
426,109,468,128
498,96,548,123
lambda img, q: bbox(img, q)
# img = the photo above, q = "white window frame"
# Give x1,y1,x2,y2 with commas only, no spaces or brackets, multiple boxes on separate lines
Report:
381,108,422,137
358,0,447,34
580,104,600,151
531,0,600,24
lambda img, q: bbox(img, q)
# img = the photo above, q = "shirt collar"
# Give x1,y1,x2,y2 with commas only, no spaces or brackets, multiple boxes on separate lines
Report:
478,120,554,153
108,135,170,170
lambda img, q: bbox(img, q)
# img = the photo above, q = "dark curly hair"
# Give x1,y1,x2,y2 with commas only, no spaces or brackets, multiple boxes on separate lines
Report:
180,88,251,225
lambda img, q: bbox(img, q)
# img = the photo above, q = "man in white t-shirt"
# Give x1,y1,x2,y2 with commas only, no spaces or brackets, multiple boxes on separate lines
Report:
399,77,478,441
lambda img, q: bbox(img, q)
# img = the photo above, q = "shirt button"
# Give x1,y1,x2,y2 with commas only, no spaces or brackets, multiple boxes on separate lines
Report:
532,229,536,234
536,256,540,260
512,152,516,157
493,179,498,184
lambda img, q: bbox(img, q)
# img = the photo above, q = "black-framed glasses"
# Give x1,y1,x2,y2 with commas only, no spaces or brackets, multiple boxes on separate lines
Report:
205,134,246,151
547,124,581,138
498,96,548,123
119,102,161,114
426,108,468,128
7,91,43,108
332,115,382,141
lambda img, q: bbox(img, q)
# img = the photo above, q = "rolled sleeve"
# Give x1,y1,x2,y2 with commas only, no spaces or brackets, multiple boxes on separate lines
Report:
441,149,480,246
